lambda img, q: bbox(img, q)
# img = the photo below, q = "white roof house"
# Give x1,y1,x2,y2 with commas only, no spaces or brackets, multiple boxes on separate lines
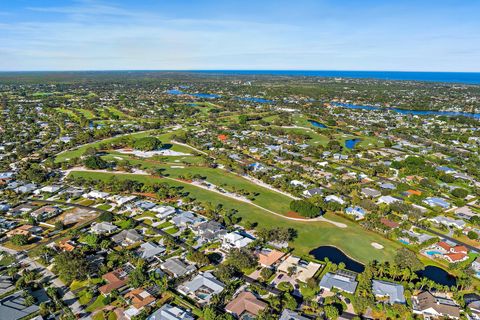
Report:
151,206,176,219
377,195,401,205
91,222,118,234
177,272,225,304
325,195,345,205
147,304,194,320
372,280,406,304
221,232,254,250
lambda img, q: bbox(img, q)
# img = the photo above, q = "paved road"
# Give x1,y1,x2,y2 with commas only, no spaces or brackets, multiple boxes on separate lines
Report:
415,225,479,252
0,245,85,317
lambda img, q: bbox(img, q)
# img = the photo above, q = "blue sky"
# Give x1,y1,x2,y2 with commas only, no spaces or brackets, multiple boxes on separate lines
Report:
0,0,479,71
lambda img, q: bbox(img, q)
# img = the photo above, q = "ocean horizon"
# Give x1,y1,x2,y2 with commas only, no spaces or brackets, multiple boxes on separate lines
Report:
1,69,480,85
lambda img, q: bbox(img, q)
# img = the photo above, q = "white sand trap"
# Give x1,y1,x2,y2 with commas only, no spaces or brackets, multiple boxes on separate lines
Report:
371,242,384,249
171,166,185,168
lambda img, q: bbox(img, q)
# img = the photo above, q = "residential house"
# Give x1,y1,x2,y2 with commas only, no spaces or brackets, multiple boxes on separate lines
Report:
377,195,401,205
112,229,143,246
412,291,460,319
99,265,133,295
137,242,165,261
319,270,358,294
279,309,309,320
147,304,194,320
177,272,225,305
361,187,382,198
91,222,118,235
278,256,321,283
123,288,156,318
171,211,204,229
429,216,466,229
30,206,61,222
325,195,345,205
151,206,176,219
257,249,285,267
222,232,254,250
225,291,267,318
372,280,406,304
302,187,324,198
194,220,226,241
423,197,451,209
6,225,42,238
160,258,196,278
345,206,366,220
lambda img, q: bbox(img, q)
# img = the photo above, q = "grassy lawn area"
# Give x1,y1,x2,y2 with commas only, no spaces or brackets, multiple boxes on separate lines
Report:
96,204,112,211
77,108,97,119
100,154,293,214
68,171,401,263
86,295,108,312
55,129,159,162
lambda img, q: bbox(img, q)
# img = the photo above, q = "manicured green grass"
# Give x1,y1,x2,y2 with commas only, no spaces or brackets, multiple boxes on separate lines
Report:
86,295,108,312
56,108,79,120
55,130,158,162
77,108,96,119
100,154,292,213
68,171,400,263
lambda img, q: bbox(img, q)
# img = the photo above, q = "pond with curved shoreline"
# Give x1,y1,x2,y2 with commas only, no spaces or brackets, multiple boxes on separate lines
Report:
308,119,327,128
416,265,457,286
309,246,365,273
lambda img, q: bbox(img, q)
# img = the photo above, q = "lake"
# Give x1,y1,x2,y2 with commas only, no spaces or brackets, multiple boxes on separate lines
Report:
333,102,480,119
345,138,362,149
166,89,220,99
308,119,327,128
416,265,456,286
238,97,274,104
309,246,365,273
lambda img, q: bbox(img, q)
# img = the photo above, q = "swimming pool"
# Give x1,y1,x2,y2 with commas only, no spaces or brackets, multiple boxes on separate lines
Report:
425,251,442,256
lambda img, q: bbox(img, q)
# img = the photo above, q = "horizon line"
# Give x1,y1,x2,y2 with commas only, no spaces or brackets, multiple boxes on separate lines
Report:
1,69,480,74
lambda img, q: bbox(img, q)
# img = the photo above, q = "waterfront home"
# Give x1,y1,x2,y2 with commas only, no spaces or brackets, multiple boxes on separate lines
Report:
423,197,451,209
177,272,225,305
345,206,366,220
277,256,321,283
221,232,254,250
319,270,358,294
372,280,406,304
147,304,194,320
412,291,460,319
225,291,267,318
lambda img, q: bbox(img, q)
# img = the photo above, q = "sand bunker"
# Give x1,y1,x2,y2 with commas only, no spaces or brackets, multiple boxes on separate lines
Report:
371,242,384,249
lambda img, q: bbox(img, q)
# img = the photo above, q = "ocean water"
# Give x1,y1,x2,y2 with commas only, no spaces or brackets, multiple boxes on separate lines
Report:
189,70,480,85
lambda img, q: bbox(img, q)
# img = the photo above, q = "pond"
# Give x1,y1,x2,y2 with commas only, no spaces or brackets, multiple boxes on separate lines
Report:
308,120,327,128
345,138,362,150
416,265,457,286
309,246,365,273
